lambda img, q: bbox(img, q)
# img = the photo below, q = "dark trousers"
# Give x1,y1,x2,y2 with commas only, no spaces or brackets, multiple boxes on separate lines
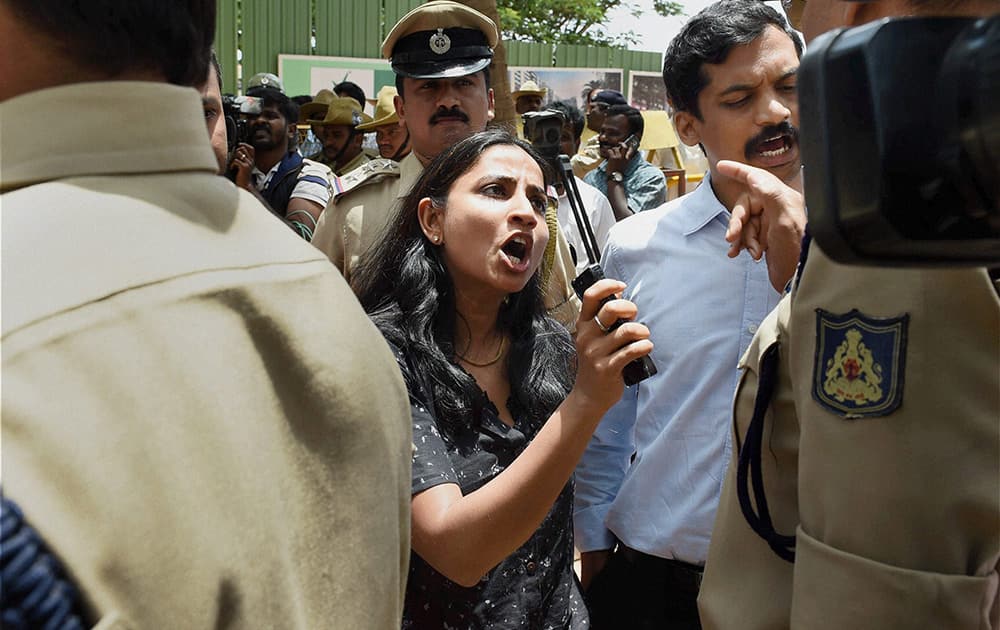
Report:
584,544,703,630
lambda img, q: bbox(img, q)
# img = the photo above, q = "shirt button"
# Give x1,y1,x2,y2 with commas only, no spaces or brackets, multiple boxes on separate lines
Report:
525,561,537,575
748,324,758,334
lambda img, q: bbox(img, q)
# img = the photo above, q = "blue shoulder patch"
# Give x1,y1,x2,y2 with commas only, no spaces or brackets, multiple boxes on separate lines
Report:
812,308,909,419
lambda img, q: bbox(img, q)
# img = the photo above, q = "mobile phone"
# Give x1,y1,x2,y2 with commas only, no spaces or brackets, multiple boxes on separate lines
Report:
572,264,657,386
623,134,639,153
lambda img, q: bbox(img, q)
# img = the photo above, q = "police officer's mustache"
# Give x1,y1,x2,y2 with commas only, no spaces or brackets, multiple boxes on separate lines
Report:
430,107,470,125
744,121,799,160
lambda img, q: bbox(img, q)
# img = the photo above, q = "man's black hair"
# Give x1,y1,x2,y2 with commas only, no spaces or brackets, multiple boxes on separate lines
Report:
548,100,584,141
210,50,223,90
662,0,803,119
606,104,644,138
395,67,492,99
333,81,367,109
4,0,215,87
256,88,299,128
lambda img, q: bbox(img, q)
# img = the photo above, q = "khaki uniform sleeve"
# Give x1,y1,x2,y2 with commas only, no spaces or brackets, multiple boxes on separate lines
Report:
571,138,603,180
311,198,348,273
311,177,401,284
699,295,800,630
788,245,1000,629
543,225,582,332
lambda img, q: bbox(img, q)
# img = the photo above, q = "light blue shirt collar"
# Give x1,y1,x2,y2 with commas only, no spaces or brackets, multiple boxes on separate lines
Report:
674,173,729,237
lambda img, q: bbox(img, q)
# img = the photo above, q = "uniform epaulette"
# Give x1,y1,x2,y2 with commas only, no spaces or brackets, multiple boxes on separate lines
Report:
330,158,401,201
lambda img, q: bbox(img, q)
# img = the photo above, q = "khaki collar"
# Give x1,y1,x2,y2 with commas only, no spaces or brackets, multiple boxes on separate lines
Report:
1,81,218,191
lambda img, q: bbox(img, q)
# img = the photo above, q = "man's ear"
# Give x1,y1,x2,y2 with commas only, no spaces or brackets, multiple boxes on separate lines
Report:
417,197,444,243
395,94,407,124
840,0,876,28
673,110,701,147
486,88,495,122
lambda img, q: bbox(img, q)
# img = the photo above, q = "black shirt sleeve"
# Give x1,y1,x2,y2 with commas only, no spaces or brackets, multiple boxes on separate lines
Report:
386,342,460,496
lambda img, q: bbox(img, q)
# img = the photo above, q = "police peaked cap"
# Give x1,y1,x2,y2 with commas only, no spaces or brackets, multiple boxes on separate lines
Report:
382,0,498,79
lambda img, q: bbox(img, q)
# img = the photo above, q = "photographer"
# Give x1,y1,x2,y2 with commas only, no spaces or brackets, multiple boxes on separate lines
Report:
541,100,617,275
699,1,999,628
229,88,334,240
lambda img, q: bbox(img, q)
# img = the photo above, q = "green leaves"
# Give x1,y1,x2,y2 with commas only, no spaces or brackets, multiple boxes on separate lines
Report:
496,0,683,47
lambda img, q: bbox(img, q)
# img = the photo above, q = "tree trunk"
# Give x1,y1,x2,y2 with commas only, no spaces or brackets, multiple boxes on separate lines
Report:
454,0,516,129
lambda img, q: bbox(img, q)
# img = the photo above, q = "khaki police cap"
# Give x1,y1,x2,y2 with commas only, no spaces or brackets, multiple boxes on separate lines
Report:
299,89,337,123
512,80,547,100
313,95,373,127
356,86,401,131
381,0,499,79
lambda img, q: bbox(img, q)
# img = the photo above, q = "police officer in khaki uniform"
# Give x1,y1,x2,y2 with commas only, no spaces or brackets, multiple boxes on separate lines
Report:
1,1,411,627
357,85,412,161
310,0,581,330
699,1,1000,627
312,95,375,175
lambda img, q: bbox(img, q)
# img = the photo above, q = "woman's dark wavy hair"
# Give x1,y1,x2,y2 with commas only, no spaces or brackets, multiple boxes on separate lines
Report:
663,0,804,119
5,0,215,87
354,128,576,436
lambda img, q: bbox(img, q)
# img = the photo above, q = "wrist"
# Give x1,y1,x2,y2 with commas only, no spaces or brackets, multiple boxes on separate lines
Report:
561,389,606,428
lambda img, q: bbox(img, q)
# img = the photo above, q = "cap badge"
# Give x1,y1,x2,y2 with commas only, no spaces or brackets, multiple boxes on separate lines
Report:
429,28,451,55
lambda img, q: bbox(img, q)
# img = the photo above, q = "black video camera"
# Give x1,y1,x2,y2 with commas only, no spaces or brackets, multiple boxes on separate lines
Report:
801,15,999,266
222,94,262,152
522,109,566,161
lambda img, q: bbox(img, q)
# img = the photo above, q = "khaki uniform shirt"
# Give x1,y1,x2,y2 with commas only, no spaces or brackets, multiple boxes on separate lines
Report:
311,153,582,330
571,134,603,180
1,82,412,629
699,295,800,630
700,242,1000,629
336,149,374,176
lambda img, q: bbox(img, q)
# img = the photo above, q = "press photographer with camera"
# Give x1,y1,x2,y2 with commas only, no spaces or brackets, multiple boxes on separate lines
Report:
523,101,617,276
228,88,334,240
699,1,999,628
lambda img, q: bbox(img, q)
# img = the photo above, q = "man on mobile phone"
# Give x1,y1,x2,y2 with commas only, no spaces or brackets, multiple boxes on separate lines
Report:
584,104,666,220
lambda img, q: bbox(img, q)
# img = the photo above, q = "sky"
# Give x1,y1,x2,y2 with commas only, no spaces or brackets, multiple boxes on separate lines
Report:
605,0,787,53
604,0,716,53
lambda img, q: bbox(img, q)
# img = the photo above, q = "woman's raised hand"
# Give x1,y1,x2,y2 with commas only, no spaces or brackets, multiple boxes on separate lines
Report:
570,278,653,416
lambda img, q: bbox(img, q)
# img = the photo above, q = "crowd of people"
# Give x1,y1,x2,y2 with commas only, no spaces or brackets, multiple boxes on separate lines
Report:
2,0,996,628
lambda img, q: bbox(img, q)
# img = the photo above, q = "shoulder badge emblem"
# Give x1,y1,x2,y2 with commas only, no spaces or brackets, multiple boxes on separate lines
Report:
330,158,400,200
813,308,909,418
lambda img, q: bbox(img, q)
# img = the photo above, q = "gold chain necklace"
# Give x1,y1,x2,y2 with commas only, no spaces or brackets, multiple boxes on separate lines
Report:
456,337,506,368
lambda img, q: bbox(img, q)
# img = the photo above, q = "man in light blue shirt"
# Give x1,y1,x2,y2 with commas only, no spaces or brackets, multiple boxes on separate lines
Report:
584,104,667,220
573,1,804,627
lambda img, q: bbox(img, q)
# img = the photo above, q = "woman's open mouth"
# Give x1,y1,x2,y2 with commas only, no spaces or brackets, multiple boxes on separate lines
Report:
500,233,532,272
